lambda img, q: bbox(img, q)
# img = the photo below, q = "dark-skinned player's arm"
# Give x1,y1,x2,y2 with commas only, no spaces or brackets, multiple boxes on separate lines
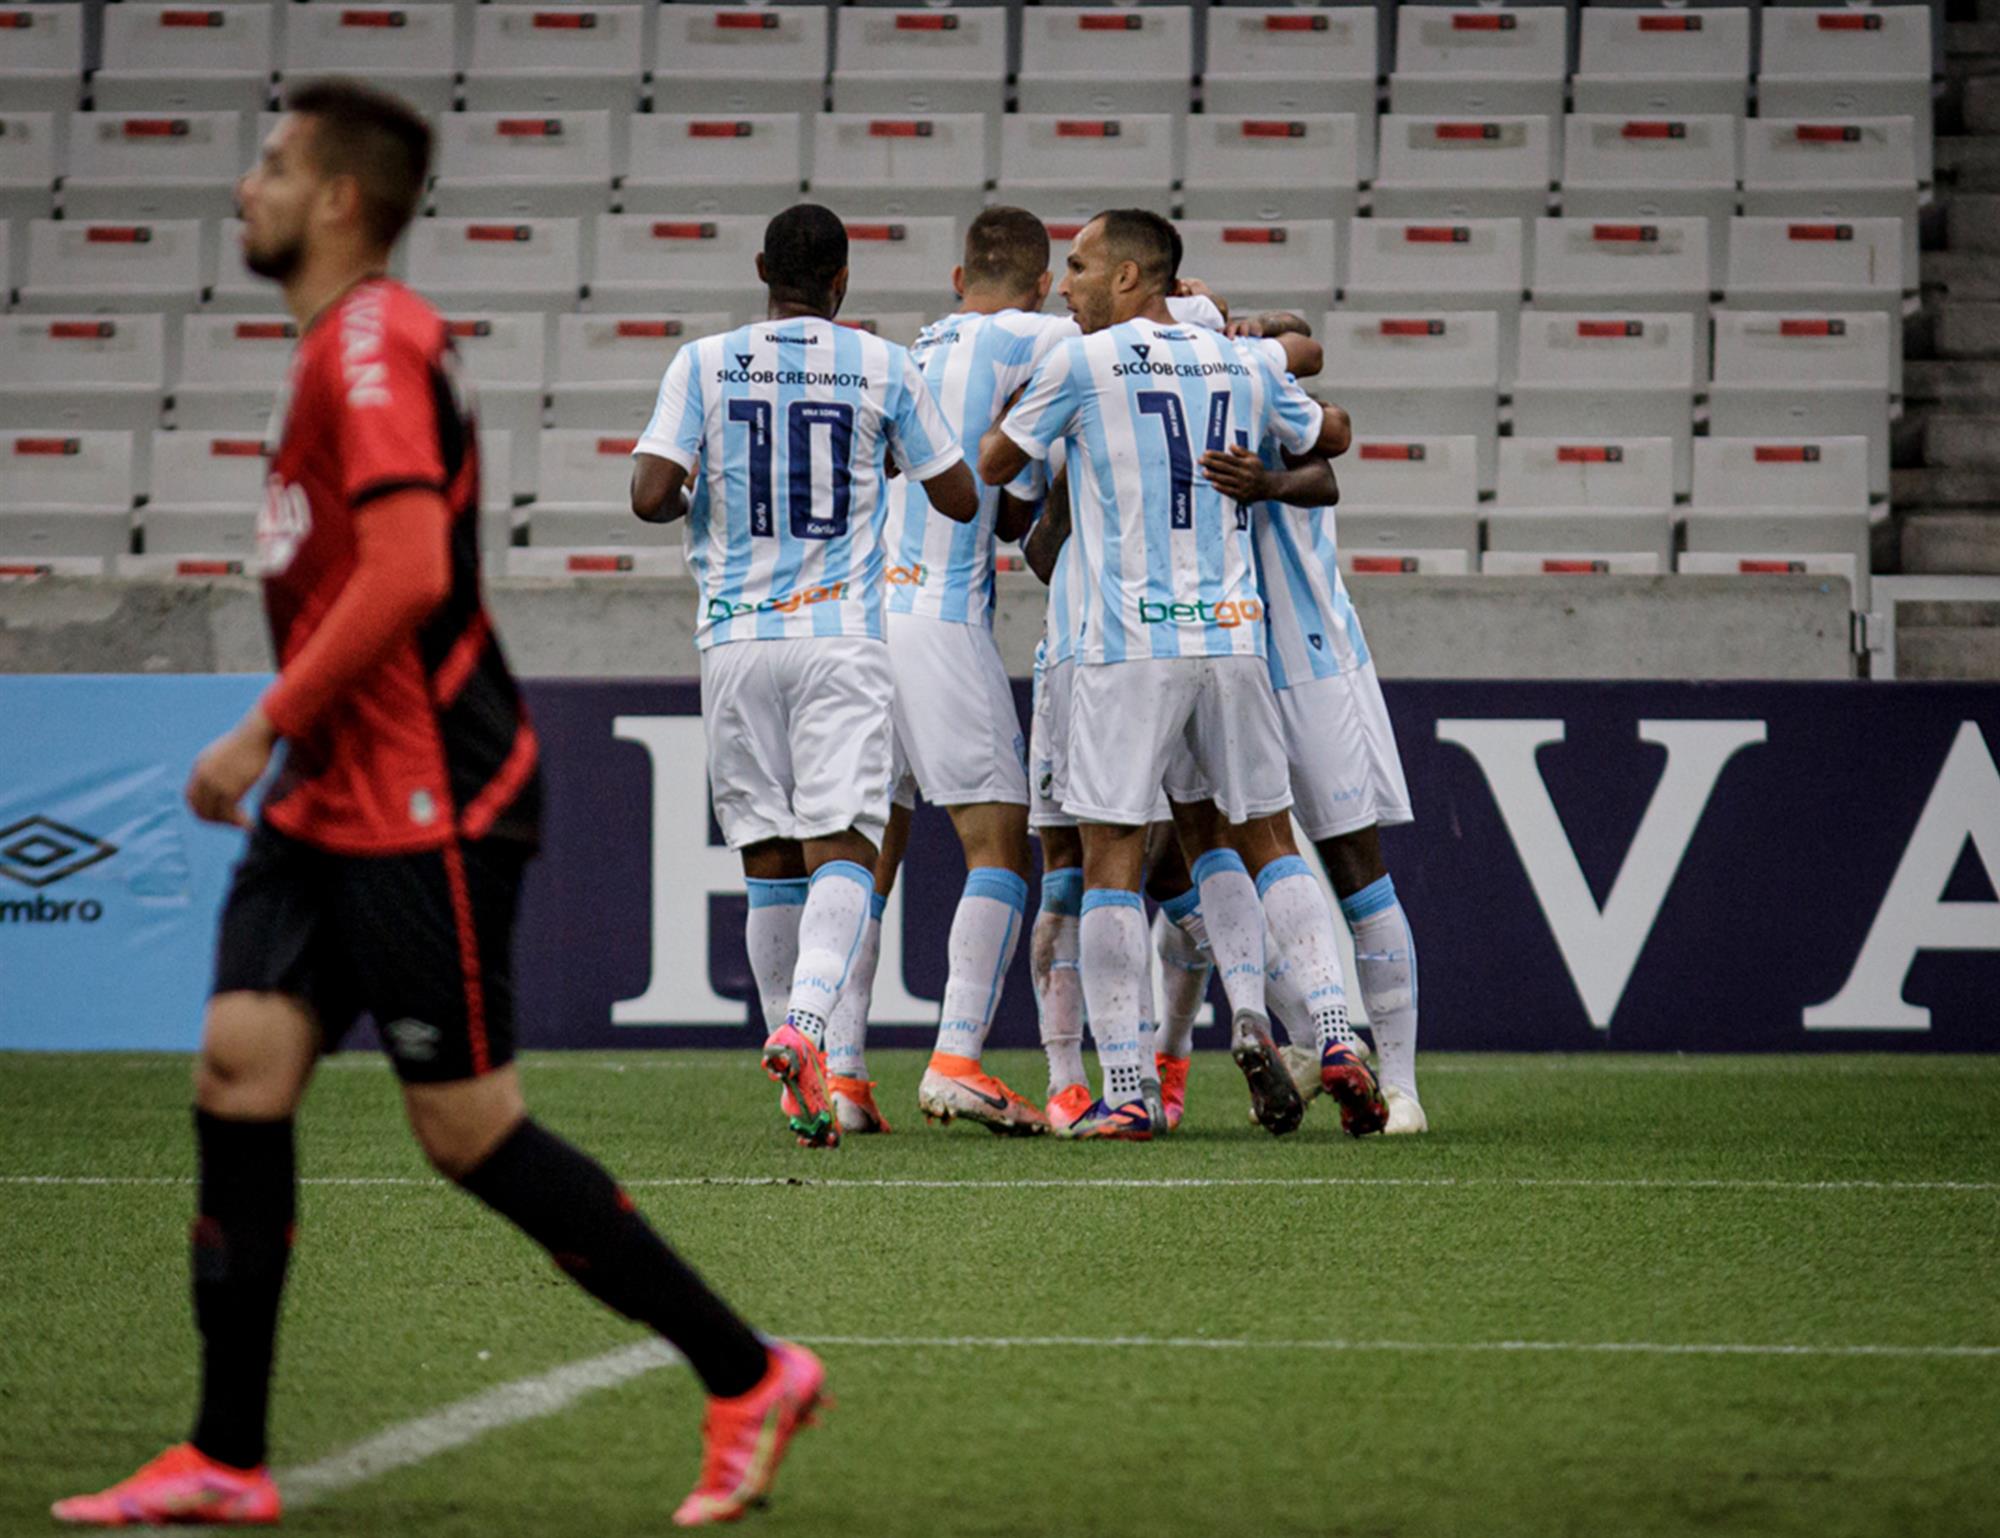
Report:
1199,447,1337,510
630,345,703,523
1225,311,1325,380
995,490,1038,545
631,451,692,523
1022,467,1072,586
188,484,453,827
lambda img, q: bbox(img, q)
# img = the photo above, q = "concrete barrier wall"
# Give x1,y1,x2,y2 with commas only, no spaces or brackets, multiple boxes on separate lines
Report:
1,573,1858,679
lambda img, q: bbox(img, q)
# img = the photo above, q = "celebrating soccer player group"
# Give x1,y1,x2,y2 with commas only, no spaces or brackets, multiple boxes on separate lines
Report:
632,201,1425,1151
54,81,1419,1531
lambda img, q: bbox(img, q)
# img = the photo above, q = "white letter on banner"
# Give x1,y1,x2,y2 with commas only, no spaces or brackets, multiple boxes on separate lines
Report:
1805,721,2000,1031
1438,719,1767,1028
609,715,936,1027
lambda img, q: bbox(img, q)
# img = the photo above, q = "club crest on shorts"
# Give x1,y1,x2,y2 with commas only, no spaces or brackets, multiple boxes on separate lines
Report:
384,1017,442,1062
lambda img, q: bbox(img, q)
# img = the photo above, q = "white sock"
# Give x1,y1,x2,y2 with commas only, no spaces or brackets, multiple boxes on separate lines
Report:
1265,929,1312,1048
1260,855,1355,1053
744,878,807,1033
825,894,884,1081
1344,876,1419,1102
1153,906,1212,1059
787,860,873,1049
933,867,1030,1062
1033,870,1087,1094
1079,889,1149,1106
1192,848,1267,1023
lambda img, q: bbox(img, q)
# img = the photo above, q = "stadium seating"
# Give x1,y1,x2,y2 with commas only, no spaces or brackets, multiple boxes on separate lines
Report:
1343,219,1525,384
444,312,548,434
1202,7,1380,180
1559,114,1740,277
1181,220,1340,318
0,111,58,286
1528,215,1713,378
431,111,617,221
1708,309,1894,499
140,428,263,560
1721,215,1906,393
1335,434,1483,576
1572,6,1753,117
1390,5,1568,119
655,5,829,118
811,113,990,228
18,218,205,315
1740,116,1922,282
831,8,1008,126
528,428,674,548
1757,4,1934,184
0,429,137,561
590,213,766,315
173,314,297,428
0,1,84,113
623,115,807,217
1372,113,1558,222
840,216,958,312
407,217,582,312
95,5,274,116
548,311,723,429
62,112,244,223
1182,114,1362,224
996,115,1176,223
464,6,645,114
280,5,457,119
1681,435,1873,606
1015,7,1193,120
1485,436,1677,574
1318,310,1503,492
0,313,166,433
1510,310,1698,494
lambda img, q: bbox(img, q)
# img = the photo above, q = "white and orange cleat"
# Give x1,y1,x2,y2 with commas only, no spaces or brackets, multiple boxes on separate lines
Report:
672,1341,828,1527
831,1075,892,1135
917,1053,1049,1136
1044,1082,1095,1133
52,1443,281,1526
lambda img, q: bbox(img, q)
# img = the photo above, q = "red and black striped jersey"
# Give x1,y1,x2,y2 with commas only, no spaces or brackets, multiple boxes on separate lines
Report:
257,278,539,854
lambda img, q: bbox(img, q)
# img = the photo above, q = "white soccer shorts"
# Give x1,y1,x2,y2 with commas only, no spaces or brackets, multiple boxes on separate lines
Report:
1275,662,1414,840
699,635,895,850
1064,654,1292,828
1031,654,1177,830
887,611,1029,810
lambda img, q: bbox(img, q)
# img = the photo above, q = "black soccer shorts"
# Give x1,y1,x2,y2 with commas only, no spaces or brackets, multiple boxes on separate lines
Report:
211,821,530,1083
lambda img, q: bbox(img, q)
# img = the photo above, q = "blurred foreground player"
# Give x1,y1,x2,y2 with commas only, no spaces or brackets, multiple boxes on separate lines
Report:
52,82,821,1530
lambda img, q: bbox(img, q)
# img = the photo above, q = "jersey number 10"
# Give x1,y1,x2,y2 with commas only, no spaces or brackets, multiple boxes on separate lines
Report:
1137,391,1248,530
727,398,857,540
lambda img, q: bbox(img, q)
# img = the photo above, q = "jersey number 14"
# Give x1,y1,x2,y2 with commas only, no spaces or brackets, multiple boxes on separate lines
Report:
1137,390,1248,530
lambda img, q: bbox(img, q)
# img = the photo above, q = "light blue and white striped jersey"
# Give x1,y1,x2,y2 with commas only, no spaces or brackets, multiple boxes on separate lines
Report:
1004,315,1324,666
1230,335,1372,687
634,316,962,649
885,308,1074,627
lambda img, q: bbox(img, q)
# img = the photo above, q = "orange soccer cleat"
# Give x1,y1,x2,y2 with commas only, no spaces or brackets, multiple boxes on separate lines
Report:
1154,1053,1190,1131
830,1075,892,1135
762,1022,839,1147
672,1341,828,1528
52,1443,281,1527
1044,1082,1096,1133
916,1053,1049,1135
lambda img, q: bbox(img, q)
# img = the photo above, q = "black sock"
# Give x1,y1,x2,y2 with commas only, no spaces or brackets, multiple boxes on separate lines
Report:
458,1120,769,1398
189,1110,296,1471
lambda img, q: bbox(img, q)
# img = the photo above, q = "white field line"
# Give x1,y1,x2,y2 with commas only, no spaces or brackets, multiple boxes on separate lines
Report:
272,1328,2000,1506
6,1173,1998,1194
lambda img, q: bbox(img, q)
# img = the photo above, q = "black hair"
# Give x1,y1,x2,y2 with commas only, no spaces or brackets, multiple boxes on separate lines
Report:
283,78,432,250
761,203,849,309
1093,208,1181,296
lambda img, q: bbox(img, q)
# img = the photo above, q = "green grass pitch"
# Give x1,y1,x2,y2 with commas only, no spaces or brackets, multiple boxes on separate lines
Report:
3,1050,1998,1538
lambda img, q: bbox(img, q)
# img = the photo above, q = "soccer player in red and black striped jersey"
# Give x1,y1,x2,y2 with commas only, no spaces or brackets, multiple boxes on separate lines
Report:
53,80,823,1531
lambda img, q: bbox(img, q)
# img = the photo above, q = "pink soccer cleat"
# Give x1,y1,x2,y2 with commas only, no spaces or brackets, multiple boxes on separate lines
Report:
762,1022,839,1147
52,1443,281,1527
672,1342,828,1527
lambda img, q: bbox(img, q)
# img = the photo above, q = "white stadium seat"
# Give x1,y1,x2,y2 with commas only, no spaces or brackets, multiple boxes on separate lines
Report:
1336,434,1482,577
528,428,675,548
840,216,958,313
622,115,806,217
1528,215,1713,377
281,5,457,118
1572,6,1752,118
465,6,644,113
652,6,829,118
141,428,265,559
1560,114,1740,278
1485,436,1676,575
811,113,990,228
996,115,1176,222
431,112,616,221
831,8,1008,125
1016,7,1193,121
96,5,275,115
1511,311,1698,494
1318,309,1503,491
1721,216,1906,391
1203,7,1380,180
0,430,137,560
1390,5,1567,119
0,111,59,266
590,213,765,316
173,314,297,428
548,311,727,430
481,0,657,81
0,2,84,112
1372,113,1557,223
1758,5,1933,184
1178,220,1339,317
1342,218,1525,384
480,426,525,525
407,218,583,312
1182,114,1361,224
442,312,548,433
835,312,926,347
18,218,203,315
0,314,167,432
1741,117,1921,283
62,112,244,223
1708,309,1894,498
1682,435,1872,607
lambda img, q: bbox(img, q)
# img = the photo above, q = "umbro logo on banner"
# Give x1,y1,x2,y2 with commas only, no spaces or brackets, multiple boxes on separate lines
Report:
0,816,117,889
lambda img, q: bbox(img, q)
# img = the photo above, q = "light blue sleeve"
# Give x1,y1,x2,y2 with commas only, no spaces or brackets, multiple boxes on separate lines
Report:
1258,349,1324,457
633,345,703,469
887,348,964,480
1000,340,1080,462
